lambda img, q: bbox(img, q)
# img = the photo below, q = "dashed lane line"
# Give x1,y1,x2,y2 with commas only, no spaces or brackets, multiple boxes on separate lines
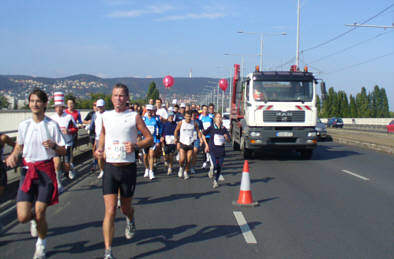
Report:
341,169,370,181
233,211,257,244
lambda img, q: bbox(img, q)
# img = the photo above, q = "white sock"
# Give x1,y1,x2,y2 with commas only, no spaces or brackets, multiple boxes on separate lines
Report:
36,238,46,247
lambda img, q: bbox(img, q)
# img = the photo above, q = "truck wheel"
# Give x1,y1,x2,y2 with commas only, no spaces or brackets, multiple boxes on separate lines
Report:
299,149,313,160
240,136,253,159
231,126,240,151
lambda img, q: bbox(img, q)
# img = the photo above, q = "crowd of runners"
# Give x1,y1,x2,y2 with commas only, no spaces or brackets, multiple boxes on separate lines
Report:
0,83,230,259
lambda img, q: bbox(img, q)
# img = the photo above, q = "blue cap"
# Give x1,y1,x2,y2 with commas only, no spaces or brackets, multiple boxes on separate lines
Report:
168,111,174,117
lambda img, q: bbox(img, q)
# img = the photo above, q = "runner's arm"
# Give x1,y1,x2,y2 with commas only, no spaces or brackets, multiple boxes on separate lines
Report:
95,123,105,159
5,143,23,168
174,121,182,143
1,134,15,148
195,122,202,140
135,114,153,150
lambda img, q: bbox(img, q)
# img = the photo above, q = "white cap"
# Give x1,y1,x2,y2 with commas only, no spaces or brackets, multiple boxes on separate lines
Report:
172,99,177,105
168,107,174,112
180,103,186,108
146,104,154,110
96,99,105,107
53,92,66,107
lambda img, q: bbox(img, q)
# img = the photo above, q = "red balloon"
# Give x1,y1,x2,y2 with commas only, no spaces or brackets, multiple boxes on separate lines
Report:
163,75,174,88
219,79,228,91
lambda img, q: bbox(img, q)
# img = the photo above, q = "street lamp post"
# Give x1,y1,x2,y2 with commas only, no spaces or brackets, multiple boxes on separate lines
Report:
237,31,287,70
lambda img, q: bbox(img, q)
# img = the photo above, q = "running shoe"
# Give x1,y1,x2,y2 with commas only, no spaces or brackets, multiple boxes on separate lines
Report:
201,162,207,169
190,168,196,174
33,243,46,259
213,180,219,188
97,171,104,179
208,167,214,179
68,170,75,180
125,217,136,239
164,161,168,167
176,153,179,161
104,249,114,259
178,167,184,178
144,169,149,178
30,219,38,237
219,174,225,181
184,171,190,180
149,170,155,180
167,167,172,175
117,197,121,208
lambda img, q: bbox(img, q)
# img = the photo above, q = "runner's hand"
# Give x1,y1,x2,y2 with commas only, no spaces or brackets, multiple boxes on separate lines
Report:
5,154,18,168
95,148,104,158
42,139,55,149
205,146,209,153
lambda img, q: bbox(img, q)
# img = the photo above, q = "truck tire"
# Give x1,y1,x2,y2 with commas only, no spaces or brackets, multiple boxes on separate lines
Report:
299,149,313,160
240,136,253,159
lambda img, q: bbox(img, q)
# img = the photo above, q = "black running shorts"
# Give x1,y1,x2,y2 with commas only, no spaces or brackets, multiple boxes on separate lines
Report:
180,143,194,151
0,162,7,187
164,144,176,154
103,163,137,198
17,168,54,204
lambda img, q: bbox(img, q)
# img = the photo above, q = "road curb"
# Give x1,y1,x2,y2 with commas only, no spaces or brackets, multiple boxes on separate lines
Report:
331,135,394,155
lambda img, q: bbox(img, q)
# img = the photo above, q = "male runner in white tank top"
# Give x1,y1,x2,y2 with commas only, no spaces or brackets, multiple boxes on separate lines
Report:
95,83,153,259
174,111,201,180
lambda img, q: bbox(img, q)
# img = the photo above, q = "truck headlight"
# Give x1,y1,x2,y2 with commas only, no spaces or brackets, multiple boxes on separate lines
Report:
250,131,261,137
308,132,317,137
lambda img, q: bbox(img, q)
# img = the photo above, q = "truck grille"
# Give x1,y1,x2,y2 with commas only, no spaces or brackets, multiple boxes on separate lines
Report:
263,110,305,122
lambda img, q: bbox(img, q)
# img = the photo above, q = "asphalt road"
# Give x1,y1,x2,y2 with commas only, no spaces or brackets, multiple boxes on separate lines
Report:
1,142,394,259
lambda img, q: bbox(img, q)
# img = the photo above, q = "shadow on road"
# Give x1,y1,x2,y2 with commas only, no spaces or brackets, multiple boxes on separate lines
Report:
135,191,219,205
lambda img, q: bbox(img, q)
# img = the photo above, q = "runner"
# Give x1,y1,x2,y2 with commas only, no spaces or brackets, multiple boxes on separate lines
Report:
95,83,153,259
51,92,78,193
65,97,81,179
94,99,106,179
5,88,66,259
208,103,215,118
0,133,15,232
142,104,160,180
174,111,202,180
83,101,98,171
155,98,168,122
199,105,214,175
160,111,177,175
0,133,15,196
202,112,230,188
191,109,203,174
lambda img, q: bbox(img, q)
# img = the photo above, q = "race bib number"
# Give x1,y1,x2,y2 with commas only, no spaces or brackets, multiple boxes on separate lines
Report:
107,140,126,161
203,122,211,130
165,135,175,144
147,125,155,135
214,134,225,146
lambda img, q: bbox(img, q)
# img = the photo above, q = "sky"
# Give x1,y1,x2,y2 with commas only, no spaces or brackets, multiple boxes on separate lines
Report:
0,0,393,109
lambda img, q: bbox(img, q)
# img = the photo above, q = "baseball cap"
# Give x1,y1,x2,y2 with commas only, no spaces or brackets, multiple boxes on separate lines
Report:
180,103,186,108
168,111,174,117
146,104,154,110
96,99,105,107
168,107,174,112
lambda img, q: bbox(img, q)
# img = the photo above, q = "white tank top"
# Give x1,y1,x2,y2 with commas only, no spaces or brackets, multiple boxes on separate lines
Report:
179,119,195,146
102,110,138,163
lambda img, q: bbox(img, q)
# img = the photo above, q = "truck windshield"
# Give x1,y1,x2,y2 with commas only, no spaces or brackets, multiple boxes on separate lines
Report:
252,80,313,102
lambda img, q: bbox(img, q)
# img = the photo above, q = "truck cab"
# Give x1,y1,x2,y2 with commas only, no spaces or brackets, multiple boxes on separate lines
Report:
231,65,318,159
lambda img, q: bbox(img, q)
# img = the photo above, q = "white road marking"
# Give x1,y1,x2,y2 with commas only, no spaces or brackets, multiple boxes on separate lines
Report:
341,169,370,181
233,211,257,244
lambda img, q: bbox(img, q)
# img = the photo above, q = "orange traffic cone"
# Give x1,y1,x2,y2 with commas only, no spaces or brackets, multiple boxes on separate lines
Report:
233,160,258,207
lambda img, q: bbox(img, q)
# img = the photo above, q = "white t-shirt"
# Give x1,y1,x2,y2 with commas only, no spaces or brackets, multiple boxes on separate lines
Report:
179,119,195,146
156,108,168,120
95,111,105,141
17,117,65,163
102,110,139,163
51,112,76,147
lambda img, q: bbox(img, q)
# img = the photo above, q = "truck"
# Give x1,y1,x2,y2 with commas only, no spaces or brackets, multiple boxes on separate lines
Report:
230,64,318,159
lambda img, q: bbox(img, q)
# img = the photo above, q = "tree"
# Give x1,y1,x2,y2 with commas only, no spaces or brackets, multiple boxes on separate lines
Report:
337,91,349,117
0,94,9,109
356,87,369,117
379,87,390,117
145,81,160,103
315,94,321,117
349,94,357,118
